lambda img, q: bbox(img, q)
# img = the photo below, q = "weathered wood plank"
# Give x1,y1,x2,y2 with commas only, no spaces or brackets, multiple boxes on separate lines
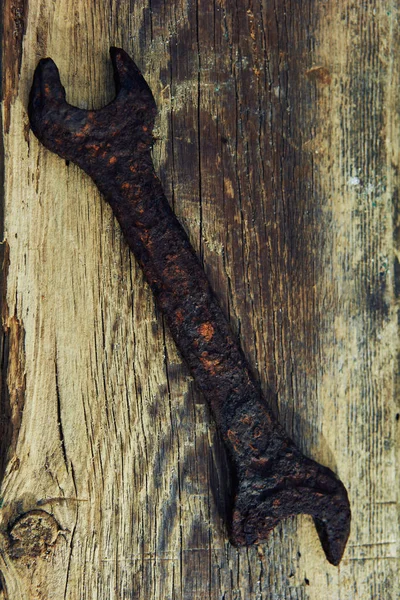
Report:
0,0,398,598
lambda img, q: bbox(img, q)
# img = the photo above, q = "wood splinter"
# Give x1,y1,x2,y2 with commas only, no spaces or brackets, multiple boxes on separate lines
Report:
28,47,351,565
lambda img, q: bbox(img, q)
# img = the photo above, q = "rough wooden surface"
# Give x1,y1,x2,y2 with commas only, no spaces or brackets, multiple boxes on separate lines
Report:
0,1,399,599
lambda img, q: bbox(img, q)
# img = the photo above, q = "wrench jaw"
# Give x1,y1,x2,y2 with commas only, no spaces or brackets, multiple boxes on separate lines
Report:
230,460,351,566
28,48,157,171
28,57,100,166
110,47,157,117
28,57,71,155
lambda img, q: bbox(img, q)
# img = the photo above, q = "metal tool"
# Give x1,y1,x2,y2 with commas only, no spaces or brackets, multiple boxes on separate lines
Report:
28,47,350,565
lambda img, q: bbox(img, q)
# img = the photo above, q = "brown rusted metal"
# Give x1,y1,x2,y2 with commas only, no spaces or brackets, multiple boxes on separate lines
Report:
28,48,351,565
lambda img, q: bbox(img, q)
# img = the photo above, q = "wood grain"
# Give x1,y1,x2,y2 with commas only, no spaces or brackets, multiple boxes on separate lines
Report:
0,0,399,598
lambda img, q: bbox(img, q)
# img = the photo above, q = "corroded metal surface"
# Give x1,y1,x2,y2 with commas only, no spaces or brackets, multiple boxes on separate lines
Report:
28,47,350,565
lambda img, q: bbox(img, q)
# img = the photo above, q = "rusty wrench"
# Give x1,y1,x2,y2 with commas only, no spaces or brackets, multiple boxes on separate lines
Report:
28,48,350,565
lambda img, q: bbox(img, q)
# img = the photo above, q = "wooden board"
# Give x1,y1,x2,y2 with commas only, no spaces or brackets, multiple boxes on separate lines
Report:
0,0,399,598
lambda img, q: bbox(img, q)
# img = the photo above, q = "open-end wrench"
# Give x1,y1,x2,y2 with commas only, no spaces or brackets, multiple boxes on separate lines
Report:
28,48,350,565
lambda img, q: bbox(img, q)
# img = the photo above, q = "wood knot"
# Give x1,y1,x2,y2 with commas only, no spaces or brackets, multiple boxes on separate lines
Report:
8,510,60,559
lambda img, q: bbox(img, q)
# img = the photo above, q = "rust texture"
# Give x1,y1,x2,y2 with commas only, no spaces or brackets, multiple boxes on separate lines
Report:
28,48,350,565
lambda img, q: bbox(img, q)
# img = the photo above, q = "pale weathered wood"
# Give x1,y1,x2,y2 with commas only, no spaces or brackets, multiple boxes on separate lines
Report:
0,1,399,598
